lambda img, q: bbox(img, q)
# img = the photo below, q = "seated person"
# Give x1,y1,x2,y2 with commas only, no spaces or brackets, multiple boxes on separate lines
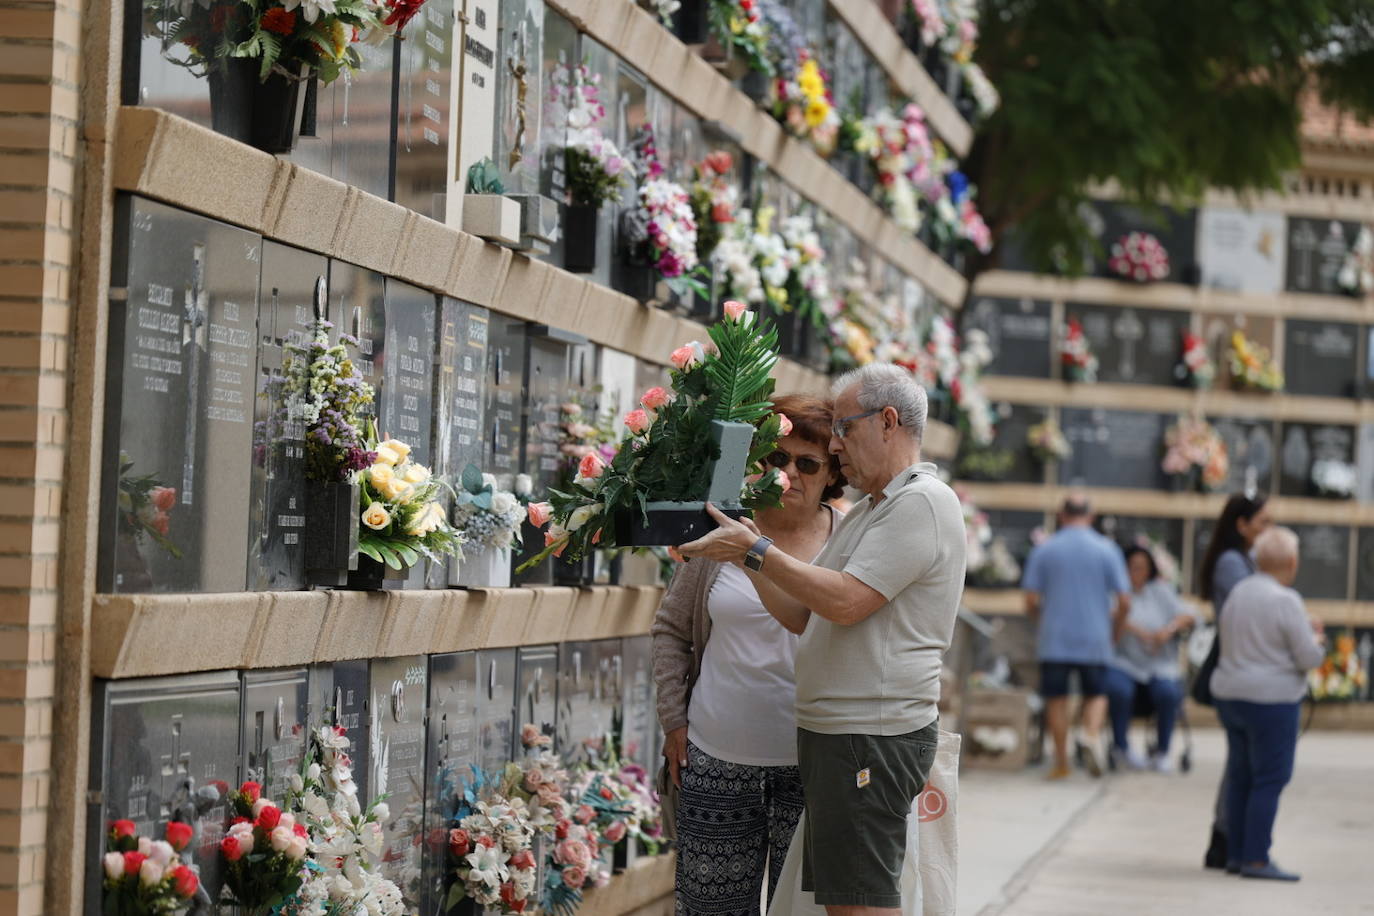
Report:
1103,545,1194,772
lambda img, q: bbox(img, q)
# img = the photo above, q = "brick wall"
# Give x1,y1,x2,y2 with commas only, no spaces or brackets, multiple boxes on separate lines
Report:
0,1,80,912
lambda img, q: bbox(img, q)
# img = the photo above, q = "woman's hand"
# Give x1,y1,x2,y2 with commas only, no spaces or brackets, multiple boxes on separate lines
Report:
663,726,688,788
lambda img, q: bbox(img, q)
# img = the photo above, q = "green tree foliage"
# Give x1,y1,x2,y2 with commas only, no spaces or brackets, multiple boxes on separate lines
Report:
965,0,1374,277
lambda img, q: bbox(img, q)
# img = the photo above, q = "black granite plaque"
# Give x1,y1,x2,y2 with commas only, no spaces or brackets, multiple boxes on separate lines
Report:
395,0,454,220
1285,217,1362,295
961,297,1053,378
593,637,625,753
369,656,428,908
331,37,396,200
379,280,437,463
424,651,479,916
959,403,1046,484
1356,529,1374,602
474,648,517,782
485,320,528,485
1094,201,1199,283
101,195,259,593
1283,319,1359,398
1071,304,1191,387
1278,422,1356,498
330,659,371,798
326,260,386,417
91,672,241,904
984,509,1047,569
1058,408,1170,490
240,668,308,804
620,636,654,770
1209,416,1277,496
1289,523,1351,601
306,663,334,734
515,645,559,756
249,242,323,590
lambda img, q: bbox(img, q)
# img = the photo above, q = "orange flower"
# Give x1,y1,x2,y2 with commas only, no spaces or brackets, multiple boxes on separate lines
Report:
260,7,297,35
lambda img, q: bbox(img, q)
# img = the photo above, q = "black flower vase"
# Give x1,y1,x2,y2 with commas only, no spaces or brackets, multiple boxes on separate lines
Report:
346,555,411,591
305,481,360,588
206,58,306,153
249,67,306,153
207,57,257,146
564,204,599,273
672,0,708,44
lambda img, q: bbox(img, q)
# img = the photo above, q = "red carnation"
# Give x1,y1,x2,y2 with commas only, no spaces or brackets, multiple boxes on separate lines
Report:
239,781,262,803
256,805,282,831
259,7,296,35
165,820,194,852
122,851,147,876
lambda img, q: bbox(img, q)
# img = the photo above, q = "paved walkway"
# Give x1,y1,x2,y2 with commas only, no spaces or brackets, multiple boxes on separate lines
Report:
959,726,1374,915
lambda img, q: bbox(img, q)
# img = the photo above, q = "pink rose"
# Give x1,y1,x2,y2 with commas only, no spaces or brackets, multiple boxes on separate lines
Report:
777,413,793,437
640,387,671,410
150,486,177,511
577,452,606,481
723,300,748,321
526,502,552,528
623,408,651,435
574,804,595,825
670,345,698,370
555,838,592,870
777,470,791,493
603,820,627,844
562,865,587,889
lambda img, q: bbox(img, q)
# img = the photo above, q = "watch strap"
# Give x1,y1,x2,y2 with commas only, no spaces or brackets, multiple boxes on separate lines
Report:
744,535,773,571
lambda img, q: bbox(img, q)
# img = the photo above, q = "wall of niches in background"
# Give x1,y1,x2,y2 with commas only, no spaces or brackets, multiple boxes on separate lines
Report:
87,637,661,915
123,0,964,351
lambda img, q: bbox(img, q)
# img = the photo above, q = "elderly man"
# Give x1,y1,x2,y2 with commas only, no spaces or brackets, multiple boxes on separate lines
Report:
681,363,966,916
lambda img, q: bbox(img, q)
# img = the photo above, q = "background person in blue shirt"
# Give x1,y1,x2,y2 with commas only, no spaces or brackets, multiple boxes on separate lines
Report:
1022,496,1132,780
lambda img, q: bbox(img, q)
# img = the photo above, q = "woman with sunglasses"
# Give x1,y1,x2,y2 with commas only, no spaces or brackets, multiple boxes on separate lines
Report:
651,394,845,915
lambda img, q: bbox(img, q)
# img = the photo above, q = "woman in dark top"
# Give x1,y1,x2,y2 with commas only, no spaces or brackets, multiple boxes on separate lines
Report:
1197,494,1272,870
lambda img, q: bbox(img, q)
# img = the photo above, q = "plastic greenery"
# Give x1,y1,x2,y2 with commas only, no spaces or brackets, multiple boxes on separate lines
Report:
707,0,773,76
466,157,506,195
518,304,786,569
355,423,464,569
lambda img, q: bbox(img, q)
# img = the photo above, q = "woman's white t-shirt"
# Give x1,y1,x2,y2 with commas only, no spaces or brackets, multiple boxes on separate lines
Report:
688,562,802,766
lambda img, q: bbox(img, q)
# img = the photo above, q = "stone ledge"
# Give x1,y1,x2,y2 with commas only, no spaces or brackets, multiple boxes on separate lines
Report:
582,852,675,916
91,584,663,679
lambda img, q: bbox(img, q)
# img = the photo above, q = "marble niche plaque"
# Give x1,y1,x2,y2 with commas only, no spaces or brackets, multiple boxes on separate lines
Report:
326,259,386,414
329,659,372,797
495,0,545,194
454,0,502,221
424,651,479,916
1288,523,1352,601
1285,217,1363,295
429,300,490,587
962,297,1053,378
100,195,259,593
557,641,598,764
1283,319,1359,399
331,34,397,200
368,656,429,909
1070,304,1191,387
1355,529,1374,602
240,668,309,804
1057,408,1170,490
90,672,240,905
474,648,518,782
484,319,529,486
248,242,324,590
515,644,560,754
1195,206,1286,295
378,280,437,463
1278,422,1356,499
1209,416,1277,496
620,636,655,771
395,0,455,221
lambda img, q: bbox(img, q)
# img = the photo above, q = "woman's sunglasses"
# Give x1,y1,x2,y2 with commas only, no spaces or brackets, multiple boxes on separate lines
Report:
765,450,825,476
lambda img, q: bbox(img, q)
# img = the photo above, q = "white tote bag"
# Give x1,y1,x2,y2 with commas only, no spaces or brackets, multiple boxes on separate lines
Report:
769,731,960,916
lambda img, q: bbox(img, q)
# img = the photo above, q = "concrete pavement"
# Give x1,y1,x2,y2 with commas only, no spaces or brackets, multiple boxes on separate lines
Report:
958,726,1374,915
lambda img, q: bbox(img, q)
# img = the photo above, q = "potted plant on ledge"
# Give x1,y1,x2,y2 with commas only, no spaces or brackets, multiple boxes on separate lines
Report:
519,301,787,568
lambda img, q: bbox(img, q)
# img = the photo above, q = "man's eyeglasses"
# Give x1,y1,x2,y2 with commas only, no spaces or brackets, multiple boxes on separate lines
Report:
831,407,885,440
765,450,826,476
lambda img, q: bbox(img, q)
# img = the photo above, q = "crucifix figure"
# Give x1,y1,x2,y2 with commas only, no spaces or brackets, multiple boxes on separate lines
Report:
507,24,528,170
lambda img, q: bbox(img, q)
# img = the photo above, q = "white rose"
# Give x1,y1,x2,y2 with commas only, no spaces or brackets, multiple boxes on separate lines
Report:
566,503,602,532
514,474,533,497
481,473,499,490
139,859,164,887
277,811,295,830
137,836,152,856
287,835,309,861
252,798,271,818
361,821,384,856
103,852,124,880
491,491,517,516
147,839,174,867
307,763,321,782
371,802,390,822
288,773,304,794
271,825,294,853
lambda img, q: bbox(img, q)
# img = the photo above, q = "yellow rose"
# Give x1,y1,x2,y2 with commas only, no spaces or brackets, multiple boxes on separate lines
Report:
375,439,411,465
383,478,414,503
361,503,392,530
403,463,431,485
368,463,395,490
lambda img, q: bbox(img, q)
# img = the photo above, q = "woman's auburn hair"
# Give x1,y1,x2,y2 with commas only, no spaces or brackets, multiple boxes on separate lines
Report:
771,393,846,501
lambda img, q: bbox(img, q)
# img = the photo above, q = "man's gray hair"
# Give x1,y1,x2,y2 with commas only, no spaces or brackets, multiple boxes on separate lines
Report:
1253,526,1299,573
831,363,927,442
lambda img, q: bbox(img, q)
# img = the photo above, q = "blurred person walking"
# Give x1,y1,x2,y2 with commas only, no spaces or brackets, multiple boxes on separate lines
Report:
1195,495,1273,868
1211,527,1325,881
1021,496,1131,780
1103,545,1194,772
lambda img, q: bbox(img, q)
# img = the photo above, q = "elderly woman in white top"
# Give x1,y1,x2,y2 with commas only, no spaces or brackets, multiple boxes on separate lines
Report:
1212,527,1326,882
1102,545,1195,772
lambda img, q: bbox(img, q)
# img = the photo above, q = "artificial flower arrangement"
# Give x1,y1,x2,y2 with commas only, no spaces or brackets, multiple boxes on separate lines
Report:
625,131,707,299
779,212,835,336
925,316,996,447
929,169,993,255
282,725,405,916
519,303,787,566
286,315,377,484
688,151,740,268
446,796,539,914
218,781,310,915
826,259,894,373
770,51,839,155
142,0,422,84
748,206,797,314
354,427,464,572
1108,232,1170,282
958,487,1020,586
711,216,766,307
706,0,773,76
452,465,529,552
1311,459,1358,500
1161,417,1229,491
101,819,200,915
556,63,630,210
1227,331,1284,392
1027,418,1072,463
116,452,181,558
847,105,930,233
1060,317,1099,383
1337,225,1373,297
1308,631,1368,701
1177,331,1215,389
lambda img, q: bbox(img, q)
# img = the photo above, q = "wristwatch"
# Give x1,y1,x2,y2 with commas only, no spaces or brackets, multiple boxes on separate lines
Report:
743,535,773,571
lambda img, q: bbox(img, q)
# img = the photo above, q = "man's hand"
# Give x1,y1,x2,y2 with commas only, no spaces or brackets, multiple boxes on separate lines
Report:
678,504,761,565
663,726,688,788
